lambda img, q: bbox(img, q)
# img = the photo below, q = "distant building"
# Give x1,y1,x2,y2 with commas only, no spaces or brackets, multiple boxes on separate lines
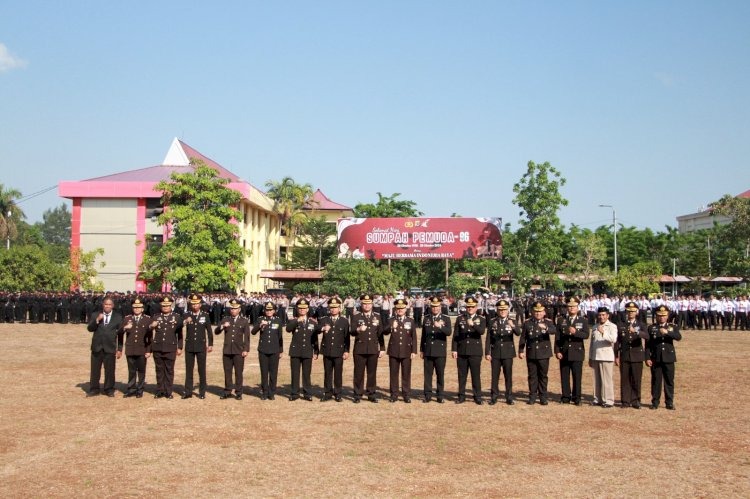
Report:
59,139,281,292
676,189,749,233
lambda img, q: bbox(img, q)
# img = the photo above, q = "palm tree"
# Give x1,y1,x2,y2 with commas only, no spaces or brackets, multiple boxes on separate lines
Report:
264,177,314,259
0,184,25,248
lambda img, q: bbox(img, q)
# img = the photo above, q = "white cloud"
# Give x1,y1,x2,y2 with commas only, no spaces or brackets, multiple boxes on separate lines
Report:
654,71,675,88
0,43,28,72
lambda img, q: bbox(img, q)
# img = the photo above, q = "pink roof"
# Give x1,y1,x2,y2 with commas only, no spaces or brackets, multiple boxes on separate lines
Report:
738,189,750,199
305,189,352,211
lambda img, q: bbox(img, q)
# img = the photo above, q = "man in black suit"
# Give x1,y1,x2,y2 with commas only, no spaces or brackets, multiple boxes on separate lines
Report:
317,297,350,402
182,294,213,399
421,296,452,403
86,297,123,397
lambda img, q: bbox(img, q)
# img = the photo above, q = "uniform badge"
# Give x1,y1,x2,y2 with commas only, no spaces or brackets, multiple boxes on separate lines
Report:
404,323,412,330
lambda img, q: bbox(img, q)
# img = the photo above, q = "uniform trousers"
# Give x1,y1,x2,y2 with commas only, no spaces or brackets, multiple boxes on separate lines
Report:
456,354,482,398
650,362,676,406
153,351,176,395
323,356,344,395
490,357,514,400
184,350,207,395
222,353,244,394
258,352,279,396
559,359,583,403
526,357,549,401
353,353,379,397
126,354,147,395
735,312,748,331
619,360,643,406
290,356,313,396
389,356,412,398
591,360,615,405
90,350,116,394
423,356,446,397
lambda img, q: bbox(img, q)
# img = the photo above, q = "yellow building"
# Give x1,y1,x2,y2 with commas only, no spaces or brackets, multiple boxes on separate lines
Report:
58,138,281,292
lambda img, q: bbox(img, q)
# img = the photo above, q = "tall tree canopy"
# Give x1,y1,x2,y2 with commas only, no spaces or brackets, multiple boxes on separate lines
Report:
139,160,247,292
0,183,25,244
353,192,423,218
265,177,314,246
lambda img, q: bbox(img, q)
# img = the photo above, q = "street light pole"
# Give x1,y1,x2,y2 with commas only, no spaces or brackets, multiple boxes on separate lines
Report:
599,204,617,274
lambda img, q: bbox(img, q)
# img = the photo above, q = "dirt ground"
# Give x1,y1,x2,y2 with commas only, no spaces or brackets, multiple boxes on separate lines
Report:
0,322,748,498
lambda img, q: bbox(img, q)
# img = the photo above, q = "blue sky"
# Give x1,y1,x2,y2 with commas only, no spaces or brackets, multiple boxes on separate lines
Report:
1,1,748,232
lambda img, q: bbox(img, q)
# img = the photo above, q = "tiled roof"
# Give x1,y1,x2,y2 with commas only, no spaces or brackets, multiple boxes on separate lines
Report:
305,189,352,211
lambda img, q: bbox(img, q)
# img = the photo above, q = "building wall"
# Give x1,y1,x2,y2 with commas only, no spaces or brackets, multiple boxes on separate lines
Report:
677,211,733,233
239,202,280,292
80,198,138,291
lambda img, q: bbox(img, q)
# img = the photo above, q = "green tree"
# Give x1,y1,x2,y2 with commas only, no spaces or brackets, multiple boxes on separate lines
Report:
0,245,68,290
445,272,482,299
712,194,750,277
69,247,105,292
462,258,506,290
564,226,610,294
287,216,336,270
36,203,71,246
0,184,25,245
321,258,399,296
353,192,423,218
139,160,247,291
607,261,661,295
508,161,569,290
265,176,314,255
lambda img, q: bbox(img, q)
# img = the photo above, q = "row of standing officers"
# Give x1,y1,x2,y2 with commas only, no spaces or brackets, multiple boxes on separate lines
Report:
87,294,681,409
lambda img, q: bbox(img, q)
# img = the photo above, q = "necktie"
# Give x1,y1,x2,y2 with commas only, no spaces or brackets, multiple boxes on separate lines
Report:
104,314,110,325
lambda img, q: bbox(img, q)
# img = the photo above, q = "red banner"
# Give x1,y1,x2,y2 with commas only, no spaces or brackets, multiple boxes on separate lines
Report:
336,217,502,260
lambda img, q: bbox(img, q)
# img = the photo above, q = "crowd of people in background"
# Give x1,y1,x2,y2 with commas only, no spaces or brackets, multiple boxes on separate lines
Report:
0,290,748,331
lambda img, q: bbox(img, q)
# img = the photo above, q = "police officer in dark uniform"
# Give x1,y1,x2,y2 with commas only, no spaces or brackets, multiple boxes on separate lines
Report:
519,301,557,405
149,296,184,399
485,299,521,405
122,297,151,398
384,298,417,403
350,293,385,403
420,296,451,403
182,294,213,399
215,298,251,400
286,298,319,401
252,301,284,400
554,297,590,406
452,296,486,405
615,301,649,409
647,305,682,410
317,297,350,402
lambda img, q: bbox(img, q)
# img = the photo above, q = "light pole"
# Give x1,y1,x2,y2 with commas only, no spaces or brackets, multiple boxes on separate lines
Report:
599,204,617,274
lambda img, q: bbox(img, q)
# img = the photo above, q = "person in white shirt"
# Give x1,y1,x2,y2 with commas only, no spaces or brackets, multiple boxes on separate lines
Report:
589,307,618,408
721,297,734,331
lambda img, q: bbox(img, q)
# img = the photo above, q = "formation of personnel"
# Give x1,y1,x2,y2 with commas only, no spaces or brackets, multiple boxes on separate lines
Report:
84,292,685,410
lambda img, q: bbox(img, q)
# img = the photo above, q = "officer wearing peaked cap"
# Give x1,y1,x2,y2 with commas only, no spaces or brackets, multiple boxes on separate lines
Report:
182,294,213,399
384,298,418,403
615,301,648,408
149,296,184,399
350,293,385,403
647,305,682,410
252,301,284,400
317,297,350,401
554,297,590,406
519,301,557,405
215,299,251,400
421,296,451,403
122,297,152,398
485,299,521,405
452,296,486,405
286,298,319,401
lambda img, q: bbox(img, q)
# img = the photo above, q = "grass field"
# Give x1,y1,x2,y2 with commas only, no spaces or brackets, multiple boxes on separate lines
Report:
1,323,748,497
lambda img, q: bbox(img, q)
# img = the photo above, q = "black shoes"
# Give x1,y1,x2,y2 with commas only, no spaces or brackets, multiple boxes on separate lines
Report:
666,404,675,410
334,396,342,402
389,397,397,403
154,392,164,399
260,394,268,400
506,398,515,405
302,395,313,401
321,395,332,402
436,397,444,404
289,395,299,401
455,396,466,404
86,391,100,397
235,393,242,400
198,394,205,400
649,404,658,410
135,392,143,399
601,403,613,409
474,398,483,406
219,393,230,400
368,396,378,404
105,392,115,398
404,397,411,404
527,398,536,405
423,397,431,403
539,399,548,406
181,393,192,399
353,397,361,404
123,392,135,398
166,394,174,399
488,398,497,406
633,402,641,409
